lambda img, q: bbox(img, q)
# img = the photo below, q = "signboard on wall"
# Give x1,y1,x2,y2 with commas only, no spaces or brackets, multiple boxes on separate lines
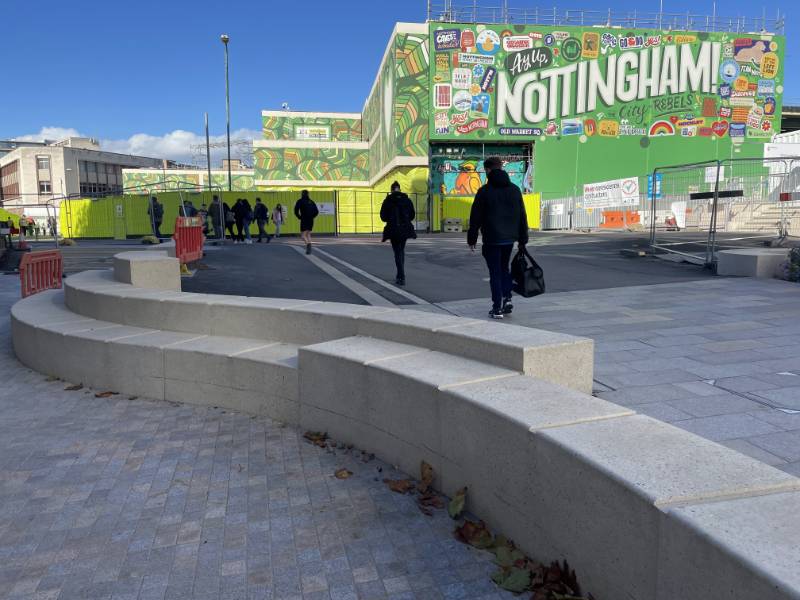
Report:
294,125,331,141
583,177,640,208
429,23,784,146
317,202,335,215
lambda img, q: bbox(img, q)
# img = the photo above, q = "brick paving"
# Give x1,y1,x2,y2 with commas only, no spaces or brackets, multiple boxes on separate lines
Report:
0,277,515,600
442,277,800,476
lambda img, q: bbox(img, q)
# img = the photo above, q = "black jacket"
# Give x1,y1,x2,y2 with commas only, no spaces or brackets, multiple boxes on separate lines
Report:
467,169,529,246
380,191,416,242
253,203,269,221
234,200,253,221
294,197,319,220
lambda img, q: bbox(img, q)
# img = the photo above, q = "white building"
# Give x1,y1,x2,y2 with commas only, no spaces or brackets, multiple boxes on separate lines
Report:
0,137,164,220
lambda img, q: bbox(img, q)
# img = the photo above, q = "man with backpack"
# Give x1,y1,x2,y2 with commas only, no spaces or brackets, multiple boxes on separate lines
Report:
147,196,164,238
467,157,529,320
253,197,271,243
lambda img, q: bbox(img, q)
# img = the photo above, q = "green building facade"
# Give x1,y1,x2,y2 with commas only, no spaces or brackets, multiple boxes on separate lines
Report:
121,18,783,230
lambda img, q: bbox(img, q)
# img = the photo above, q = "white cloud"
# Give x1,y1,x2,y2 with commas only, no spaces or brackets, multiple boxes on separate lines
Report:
13,126,262,167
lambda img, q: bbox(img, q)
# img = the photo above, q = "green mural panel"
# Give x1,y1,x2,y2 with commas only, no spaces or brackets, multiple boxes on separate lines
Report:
254,147,369,182
261,115,362,142
429,23,784,196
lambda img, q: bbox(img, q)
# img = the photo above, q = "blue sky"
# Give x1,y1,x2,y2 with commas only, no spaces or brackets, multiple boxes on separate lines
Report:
2,0,795,162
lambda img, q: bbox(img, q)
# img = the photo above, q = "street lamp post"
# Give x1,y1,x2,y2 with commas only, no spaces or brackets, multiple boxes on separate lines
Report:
221,34,232,193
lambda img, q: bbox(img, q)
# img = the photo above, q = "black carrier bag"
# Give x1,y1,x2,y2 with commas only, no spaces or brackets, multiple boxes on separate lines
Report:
511,246,545,298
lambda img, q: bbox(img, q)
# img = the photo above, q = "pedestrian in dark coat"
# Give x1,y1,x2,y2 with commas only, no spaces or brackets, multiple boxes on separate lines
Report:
380,181,416,286
294,190,319,254
467,156,529,320
253,197,270,243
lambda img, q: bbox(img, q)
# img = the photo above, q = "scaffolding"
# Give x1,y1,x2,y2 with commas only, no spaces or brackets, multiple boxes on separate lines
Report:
188,139,253,169
427,1,784,34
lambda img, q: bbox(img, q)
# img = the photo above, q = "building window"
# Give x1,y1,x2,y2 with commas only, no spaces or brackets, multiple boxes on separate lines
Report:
37,156,50,170
39,181,52,194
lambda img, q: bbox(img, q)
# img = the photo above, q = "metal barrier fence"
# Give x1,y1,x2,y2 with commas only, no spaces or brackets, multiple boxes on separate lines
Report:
335,191,429,235
649,157,800,267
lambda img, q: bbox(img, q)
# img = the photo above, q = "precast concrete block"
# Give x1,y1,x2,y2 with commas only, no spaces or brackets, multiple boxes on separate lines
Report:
434,321,595,393
657,490,800,600
438,375,633,504
207,297,320,342
716,248,789,278
233,343,299,405
355,310,482,346
112,289,198,330
113,251,181,290
297,337,425,422
286,303,395,345
527,415,800,600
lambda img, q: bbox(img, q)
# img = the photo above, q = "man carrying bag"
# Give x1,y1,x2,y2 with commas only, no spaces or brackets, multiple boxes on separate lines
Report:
467,156,530,320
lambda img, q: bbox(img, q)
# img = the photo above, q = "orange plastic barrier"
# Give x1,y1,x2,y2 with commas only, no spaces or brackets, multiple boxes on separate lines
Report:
173,217,204,264
19,250,63,298
600,210,641,229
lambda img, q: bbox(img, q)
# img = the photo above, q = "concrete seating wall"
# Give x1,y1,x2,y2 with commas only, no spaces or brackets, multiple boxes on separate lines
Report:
63,261,594,393
10,251,800,600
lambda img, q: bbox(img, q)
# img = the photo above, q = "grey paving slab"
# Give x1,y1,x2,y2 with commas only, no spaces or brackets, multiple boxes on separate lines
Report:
0,279,518,600
440,276,800,474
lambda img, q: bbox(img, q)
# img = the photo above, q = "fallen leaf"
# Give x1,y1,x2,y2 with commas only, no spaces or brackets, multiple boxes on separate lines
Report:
448,486,467,519
418,461,434,493
64,384,83,391
454,519,494,549
383,478,414,494
94,391,117,398
128,396,138,401
493,566,531,593
418,492,445,509
493,544,525,568
303,431,329,447
45,376,59,382
334,468,353,480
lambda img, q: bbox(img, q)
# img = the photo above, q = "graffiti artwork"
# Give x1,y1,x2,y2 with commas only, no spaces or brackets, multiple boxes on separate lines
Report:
429,23,784,146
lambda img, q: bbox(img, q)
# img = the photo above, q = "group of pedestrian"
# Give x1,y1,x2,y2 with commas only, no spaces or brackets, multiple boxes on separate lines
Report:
381,157,528,319
147,193,300,246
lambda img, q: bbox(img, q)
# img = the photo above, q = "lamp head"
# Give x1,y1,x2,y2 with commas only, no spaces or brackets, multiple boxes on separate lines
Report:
220,34,229,44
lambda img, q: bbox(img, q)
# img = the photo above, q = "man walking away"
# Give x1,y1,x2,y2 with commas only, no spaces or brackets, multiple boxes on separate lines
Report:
198,203,209,235
380,181,416,286
241,197,254,244
147,196,164,238
209,195,223,239
467,156,528,320
254,197,270,243
294,190,319,254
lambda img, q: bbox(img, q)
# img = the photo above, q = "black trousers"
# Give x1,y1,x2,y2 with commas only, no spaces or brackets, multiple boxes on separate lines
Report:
235,218,244,241
257,219,268,241
482,243,514,310
391,238,407,280
225,222,235,238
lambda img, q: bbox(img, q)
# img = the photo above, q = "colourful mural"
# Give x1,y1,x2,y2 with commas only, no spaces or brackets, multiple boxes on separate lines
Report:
122,171,254,192
261,114,362,142
434,158,526,195
253,147,369,182
429,23,785,197
364,30,430,180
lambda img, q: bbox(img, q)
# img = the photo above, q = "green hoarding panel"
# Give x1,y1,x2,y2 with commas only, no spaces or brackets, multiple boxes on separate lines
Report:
429,23,784,197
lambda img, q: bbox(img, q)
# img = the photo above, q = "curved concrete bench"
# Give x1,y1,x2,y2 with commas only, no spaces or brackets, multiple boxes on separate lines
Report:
63,266,594,393
11,251,800,600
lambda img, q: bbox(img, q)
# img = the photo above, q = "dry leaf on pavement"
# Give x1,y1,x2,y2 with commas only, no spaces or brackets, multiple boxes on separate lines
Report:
418,461,434,493
303,431,329,447
448,486,467,519
334,468,353,479
383,478,414,494
64,384,83,391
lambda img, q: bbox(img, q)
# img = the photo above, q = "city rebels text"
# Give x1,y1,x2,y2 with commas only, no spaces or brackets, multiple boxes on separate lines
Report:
497,42,721,124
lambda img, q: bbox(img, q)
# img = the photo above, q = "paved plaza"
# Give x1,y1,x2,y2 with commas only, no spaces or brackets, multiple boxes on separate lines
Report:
443,278,800,476
0,277,516,600
3,234,800,599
